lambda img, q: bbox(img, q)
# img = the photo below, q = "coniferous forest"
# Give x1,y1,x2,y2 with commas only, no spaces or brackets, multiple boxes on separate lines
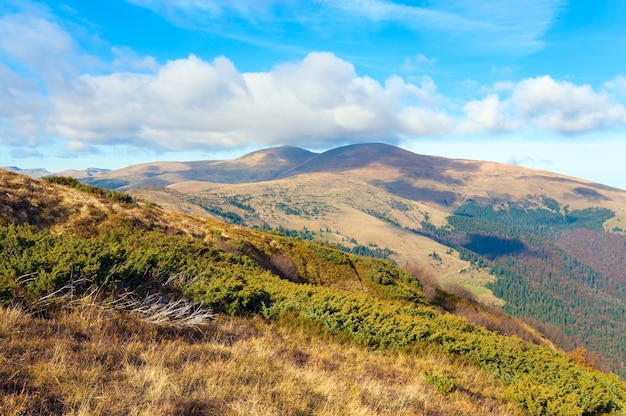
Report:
419,200,626,377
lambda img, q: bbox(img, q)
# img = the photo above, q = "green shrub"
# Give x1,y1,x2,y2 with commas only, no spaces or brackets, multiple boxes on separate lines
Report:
1,221,624,415
424,371,456,394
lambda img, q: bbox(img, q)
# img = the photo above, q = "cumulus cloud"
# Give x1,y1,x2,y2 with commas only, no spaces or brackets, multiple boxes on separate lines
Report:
11,9,451,154
7,43,626,155
10,147,44,159
459,94,517,134
1,6,625,156
50,52,452,152
604,75,626,98
512,76,626,133
459,75,626,134
111,47,158,72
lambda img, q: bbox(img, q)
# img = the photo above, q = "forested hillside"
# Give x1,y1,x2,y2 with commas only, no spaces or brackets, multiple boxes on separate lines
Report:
419,200,626,376
2,169,626,415
557,229,626,283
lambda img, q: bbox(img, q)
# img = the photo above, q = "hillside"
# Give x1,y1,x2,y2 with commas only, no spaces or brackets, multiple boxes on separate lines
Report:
81,146,316,190
81,143,626,214
2,168,626,415
74,143,626,378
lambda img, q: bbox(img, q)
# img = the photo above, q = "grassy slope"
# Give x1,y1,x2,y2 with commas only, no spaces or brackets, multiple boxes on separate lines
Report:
0,306,524,416
154,173,501,301
1,169,626,415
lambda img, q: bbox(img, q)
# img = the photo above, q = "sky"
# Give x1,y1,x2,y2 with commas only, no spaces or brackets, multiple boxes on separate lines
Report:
1,1,626,189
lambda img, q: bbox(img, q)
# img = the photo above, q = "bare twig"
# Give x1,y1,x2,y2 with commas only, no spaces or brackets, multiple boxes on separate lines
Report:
32,275,214,329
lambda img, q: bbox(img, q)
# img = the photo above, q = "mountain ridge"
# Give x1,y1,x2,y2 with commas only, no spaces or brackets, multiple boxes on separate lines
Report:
84,143,626,232
77,143,625,204
8,142,624,195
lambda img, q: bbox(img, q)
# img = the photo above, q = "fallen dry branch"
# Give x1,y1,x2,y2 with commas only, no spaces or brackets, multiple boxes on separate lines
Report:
32,276,215,329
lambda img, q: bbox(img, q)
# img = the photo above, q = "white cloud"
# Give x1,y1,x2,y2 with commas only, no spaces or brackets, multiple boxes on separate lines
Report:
63,141,100,154
459,75,626,134
491,80,516,93
8,42,626,154
127,0,563,54
127,0,272,18
125,0,282,34
50,52,452,152
10,147,44,159
1,6,624,156
458,94,516,134
112,47,158,72
512,76,626,133
604,75,626,98
0,63,49,145
328,0,475,29
403,54,437,72
432,0,563,48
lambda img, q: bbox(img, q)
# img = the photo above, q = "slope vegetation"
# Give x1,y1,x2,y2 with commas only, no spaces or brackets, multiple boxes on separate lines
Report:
1,169,626,415
81,143,626,376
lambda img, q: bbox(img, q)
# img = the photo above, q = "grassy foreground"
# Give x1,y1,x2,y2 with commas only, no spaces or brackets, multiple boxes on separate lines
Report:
1,304,524,416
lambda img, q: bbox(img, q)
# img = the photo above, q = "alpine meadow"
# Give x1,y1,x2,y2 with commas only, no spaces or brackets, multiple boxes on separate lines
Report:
2,144,626,415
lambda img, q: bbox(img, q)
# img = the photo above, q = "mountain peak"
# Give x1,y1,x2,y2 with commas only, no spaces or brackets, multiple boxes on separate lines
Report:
235,145,316,166
274,142,454,180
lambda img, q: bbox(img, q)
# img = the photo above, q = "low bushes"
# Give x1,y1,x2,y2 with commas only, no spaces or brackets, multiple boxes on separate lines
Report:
1,222,625,415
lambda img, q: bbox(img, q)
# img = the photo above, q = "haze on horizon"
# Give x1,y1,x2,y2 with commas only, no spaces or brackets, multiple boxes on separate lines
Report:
1,0,626,189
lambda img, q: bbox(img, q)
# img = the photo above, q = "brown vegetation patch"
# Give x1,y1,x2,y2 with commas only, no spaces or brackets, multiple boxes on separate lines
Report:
0,170,70,228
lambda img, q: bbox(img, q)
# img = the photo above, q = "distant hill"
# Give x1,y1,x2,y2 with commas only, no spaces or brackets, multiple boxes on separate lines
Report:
2,166,111,180
1,166,50,178
277,143,460,182
79,145,316,190
54,167,111,178
75,143,626,377
1,168,625,415
83,143,626,212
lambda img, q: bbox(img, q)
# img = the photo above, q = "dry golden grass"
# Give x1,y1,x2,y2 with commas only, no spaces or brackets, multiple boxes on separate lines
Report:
0,169,221,241
142,171,494,302
0,305,526,416
161,172,467,279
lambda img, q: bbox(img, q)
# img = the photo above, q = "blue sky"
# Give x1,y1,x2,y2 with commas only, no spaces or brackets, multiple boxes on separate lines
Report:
1,0,626,189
